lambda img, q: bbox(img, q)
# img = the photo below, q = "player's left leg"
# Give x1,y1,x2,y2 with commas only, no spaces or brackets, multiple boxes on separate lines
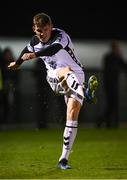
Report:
57,67,84,98
56,67,85,169
57,97,82,170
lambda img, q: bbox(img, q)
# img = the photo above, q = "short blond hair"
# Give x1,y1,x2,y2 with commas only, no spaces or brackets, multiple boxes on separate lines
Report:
33,12,52,27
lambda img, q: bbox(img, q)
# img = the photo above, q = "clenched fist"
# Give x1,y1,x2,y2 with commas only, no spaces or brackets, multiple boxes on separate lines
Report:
8,62,20,70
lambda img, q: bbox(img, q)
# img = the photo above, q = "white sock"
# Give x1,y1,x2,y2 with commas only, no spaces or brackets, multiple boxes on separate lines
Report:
65,72,84,98
59,120,78,161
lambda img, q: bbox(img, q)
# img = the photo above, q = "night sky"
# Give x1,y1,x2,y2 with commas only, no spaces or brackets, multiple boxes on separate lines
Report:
1,1,127,40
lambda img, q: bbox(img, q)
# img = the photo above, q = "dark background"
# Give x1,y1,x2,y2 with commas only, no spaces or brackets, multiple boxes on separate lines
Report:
1,1,127,40
1,1,127,129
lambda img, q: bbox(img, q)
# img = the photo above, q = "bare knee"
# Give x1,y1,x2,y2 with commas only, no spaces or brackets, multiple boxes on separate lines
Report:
57,66,72,79
64,67,72,72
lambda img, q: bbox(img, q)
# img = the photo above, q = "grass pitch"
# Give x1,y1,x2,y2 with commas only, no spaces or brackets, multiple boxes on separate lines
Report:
0,128,127,179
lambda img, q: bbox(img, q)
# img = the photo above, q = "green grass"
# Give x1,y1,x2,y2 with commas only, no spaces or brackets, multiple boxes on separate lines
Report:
0,128,127,179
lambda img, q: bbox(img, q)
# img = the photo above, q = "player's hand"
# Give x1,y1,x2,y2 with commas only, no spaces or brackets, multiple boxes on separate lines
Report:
21,53,36,61
8,61,20,70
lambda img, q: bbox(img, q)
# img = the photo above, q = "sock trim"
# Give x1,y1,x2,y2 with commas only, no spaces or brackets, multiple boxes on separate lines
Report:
65,125,78,128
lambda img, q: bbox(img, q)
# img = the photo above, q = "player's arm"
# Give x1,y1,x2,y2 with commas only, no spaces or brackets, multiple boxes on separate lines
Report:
8,43,62,70
8,46,30,70
35,43,63,57
21,31,64,60
21,43,62,61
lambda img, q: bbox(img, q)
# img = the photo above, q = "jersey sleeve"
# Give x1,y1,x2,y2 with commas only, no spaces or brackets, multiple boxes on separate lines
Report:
16,36,39,65
52,30,69,48
15,46,30,65
27,35,40,52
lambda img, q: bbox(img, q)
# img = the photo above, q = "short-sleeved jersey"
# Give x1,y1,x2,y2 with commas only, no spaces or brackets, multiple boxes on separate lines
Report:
27,28,84,73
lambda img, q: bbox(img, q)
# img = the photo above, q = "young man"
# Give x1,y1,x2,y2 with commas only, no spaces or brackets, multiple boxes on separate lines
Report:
8,12,98,170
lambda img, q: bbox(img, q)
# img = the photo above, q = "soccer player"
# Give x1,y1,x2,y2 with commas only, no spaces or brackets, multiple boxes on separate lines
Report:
8,12,98,170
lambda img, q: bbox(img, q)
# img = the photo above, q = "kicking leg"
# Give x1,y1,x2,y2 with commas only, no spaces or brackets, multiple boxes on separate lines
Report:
57,67,84,98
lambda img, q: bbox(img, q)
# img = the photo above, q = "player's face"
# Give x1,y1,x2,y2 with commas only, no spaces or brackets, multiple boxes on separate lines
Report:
33,24,53,43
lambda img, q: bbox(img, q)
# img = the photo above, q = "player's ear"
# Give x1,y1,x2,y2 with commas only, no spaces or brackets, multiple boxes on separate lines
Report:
32,25,35,32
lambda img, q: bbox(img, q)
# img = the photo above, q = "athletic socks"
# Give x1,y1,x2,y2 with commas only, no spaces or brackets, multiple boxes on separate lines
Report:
59,120,78,161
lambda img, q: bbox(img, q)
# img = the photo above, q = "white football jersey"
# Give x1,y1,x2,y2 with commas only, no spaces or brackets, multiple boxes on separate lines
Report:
27,28,84,73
